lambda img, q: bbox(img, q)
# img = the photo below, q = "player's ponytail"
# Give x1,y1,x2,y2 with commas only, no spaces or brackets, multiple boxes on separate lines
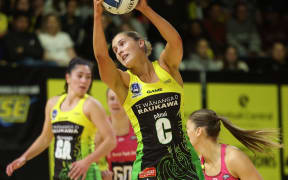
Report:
144,40,152,56
219,116,281,153
189,109,282,153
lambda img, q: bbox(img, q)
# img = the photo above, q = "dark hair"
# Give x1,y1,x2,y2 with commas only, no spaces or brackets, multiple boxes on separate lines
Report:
223,45,238,69
64,57,94,93
14,0,31,12
120,31,152,56
13,11,30,21
41,13,61,32
233,2,248,19
189,109,282,153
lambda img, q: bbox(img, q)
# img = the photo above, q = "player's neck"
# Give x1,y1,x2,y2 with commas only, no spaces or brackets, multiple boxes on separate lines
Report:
111,112,130,136
199,140,221,164
64,91,83,106
131,60,158,83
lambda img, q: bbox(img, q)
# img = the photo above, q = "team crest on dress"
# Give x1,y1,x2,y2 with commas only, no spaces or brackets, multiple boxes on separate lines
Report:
131,82,142,98
52,109,57,120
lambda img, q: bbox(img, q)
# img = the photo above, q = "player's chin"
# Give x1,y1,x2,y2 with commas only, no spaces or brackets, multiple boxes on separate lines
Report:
77,89,88,96
120,60,130,69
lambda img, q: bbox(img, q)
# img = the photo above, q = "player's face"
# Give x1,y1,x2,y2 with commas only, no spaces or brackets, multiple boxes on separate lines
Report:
186,120,199,146
107,89,123,114
112,34,142,68
66,65,92,95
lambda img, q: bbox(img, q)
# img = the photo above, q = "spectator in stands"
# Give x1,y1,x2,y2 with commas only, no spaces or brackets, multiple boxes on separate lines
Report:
265,42,288,72
226,2,262,57
77,0,93,23
43,0,66,15
147,0,188,44
61,0,83,48
13,0,30,14
30,0,45,32
187,0,211,20
203,2,227,54
7,0,31,22
259,7,288,52
220,0,259,17
220,45,249,72
8,0,31,25
2,12,44,65
183,19,209,60
38,13,76,66
79,14,117,61
180,38,221,71
120,12,147,38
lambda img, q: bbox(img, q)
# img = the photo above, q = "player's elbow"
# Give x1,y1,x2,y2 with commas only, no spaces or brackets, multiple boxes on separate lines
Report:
174,35,183,48
168,34,183,50
94,51,106,61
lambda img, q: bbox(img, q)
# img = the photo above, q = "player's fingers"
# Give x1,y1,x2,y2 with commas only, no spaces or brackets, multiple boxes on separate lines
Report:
69,166,81,180
6,164,12,176
94,0,103,5
68,166,77,179
7,163,16,176
81,173,87,180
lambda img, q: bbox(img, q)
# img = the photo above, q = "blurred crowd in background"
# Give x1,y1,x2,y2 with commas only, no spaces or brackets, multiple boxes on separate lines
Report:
0,0,288,73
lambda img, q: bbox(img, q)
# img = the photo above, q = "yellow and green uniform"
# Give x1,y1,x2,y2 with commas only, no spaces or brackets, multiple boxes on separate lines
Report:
123,61,204,180
50,94,102,180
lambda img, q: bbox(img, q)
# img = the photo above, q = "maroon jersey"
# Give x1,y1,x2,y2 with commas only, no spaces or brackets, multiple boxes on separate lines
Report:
107,122,137,180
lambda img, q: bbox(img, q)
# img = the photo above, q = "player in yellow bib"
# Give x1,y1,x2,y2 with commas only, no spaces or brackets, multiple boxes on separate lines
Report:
93,0,204,179
6,58,116,180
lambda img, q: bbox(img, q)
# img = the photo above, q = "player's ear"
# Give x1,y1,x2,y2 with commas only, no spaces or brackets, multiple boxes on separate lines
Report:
65,73,70,84
195,127,203,137
138,39,145,49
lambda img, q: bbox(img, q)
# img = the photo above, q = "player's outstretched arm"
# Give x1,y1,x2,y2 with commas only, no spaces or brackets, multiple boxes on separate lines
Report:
136,0,183,71
6,97,56,176
93,0,128,102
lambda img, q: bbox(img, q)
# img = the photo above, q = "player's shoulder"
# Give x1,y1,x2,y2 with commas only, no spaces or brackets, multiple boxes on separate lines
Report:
84,95,105,109
226,145,244,159
225,145,250,167
47,96,61,108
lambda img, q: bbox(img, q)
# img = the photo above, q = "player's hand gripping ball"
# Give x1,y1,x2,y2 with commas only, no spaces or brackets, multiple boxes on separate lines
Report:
102,0,139,14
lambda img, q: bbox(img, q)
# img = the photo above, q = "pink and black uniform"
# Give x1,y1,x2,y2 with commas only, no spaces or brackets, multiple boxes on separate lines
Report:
106,121,137,180
201,144,239,180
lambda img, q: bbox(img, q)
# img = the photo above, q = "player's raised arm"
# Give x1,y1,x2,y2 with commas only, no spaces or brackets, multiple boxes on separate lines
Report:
136,0,183,71
93,0,129,102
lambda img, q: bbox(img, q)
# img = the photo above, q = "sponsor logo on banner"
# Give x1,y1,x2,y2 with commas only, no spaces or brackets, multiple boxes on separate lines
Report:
208,84,280,180
239,94,249,108
0,95,31,124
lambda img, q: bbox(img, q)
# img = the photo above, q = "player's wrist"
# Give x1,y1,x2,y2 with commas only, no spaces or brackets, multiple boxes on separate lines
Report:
20,155,27,163
83,156,94,166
